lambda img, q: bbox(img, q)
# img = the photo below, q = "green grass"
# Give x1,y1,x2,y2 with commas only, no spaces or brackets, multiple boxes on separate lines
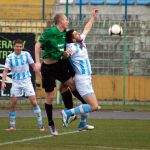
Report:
102,104,150,111
0,118,150,150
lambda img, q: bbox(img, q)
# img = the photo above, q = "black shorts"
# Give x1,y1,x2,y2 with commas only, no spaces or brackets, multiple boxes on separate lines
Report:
61,59,75,77
41,59,72,92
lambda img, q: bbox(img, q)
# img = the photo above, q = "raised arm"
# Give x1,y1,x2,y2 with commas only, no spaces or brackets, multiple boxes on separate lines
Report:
82,9,98,36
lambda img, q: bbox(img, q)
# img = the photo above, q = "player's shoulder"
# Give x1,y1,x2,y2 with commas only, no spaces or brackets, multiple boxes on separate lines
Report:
67,43,76,47
46,26,57,33
7,52,14,58
22,51,30,55
43,26,57,37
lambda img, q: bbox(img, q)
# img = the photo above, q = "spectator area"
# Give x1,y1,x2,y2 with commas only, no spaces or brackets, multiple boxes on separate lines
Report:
56,0,150,20
59,0,150,5
0,0,56,19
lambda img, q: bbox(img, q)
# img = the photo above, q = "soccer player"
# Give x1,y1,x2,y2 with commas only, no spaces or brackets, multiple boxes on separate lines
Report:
35,13,91,135
61,9,101,130
1,39,45,131
60,59,86,119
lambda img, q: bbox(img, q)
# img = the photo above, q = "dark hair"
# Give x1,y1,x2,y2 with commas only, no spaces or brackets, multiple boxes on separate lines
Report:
13,39,23,46
66,29,74,43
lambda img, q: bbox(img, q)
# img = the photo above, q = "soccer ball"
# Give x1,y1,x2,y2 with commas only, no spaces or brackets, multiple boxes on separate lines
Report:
109,24,123,36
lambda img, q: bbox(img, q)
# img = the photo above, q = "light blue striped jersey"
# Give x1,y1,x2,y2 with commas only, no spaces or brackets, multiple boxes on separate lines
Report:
67,34,92,75
4,51,34,80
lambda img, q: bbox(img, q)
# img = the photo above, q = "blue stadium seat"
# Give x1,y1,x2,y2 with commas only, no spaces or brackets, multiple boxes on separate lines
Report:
106,0,120,4
137,0,150,5
91,0,105,5
121,0,135,4
75,0,89,4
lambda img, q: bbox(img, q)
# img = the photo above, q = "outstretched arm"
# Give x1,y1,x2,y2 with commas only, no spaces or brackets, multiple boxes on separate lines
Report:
82,9,98,36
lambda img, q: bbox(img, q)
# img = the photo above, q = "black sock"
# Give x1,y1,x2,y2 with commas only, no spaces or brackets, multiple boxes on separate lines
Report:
61,89,73,109
72,90,86,104
45,103,54,126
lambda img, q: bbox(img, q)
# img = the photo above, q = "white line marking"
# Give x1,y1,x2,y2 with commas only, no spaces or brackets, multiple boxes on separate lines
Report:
0,130,149,150
67,145,150,150
2,128,41,131
0,130,79,146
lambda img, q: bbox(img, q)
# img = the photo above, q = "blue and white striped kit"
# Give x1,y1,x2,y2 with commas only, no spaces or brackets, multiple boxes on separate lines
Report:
5,51,34,80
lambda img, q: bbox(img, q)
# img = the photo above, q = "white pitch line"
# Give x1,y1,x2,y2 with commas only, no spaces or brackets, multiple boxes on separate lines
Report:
68,145,150,150
0,131,149,150
2,128,42,131
0,130,79,146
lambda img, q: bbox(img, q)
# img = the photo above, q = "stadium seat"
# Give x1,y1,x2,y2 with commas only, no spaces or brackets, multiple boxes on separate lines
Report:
91,0,105,4
137,0,150,5
106,0,120,4
121,0,135,4
75,0,89,5
59,0,74,4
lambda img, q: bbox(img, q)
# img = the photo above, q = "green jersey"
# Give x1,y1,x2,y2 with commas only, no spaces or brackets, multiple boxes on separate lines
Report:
39,26,66,60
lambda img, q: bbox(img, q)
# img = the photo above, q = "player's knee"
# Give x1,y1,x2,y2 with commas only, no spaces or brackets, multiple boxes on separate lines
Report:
46,94,55,104
30,100,38,107
10,104,17,111
10,100,17,107
91,104,99,111
63,78,75,91
65,78,75,91
60,83,68,93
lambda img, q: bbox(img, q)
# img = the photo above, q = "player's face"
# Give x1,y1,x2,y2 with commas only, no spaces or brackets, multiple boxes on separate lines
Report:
14,43,23,55
60,15,69,29
72,31,82,43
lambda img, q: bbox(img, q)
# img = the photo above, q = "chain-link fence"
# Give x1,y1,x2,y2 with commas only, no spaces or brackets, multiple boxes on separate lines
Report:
1,16,150,100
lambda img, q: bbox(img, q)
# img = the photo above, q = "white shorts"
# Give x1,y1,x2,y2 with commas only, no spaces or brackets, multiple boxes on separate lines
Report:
75,74,94,100
10,78,35,97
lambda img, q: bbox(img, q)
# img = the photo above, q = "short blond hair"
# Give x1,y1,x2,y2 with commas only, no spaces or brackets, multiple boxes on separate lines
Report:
53,13,66,25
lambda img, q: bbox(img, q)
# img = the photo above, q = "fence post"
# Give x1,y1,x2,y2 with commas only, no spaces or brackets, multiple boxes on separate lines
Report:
42,0,45,20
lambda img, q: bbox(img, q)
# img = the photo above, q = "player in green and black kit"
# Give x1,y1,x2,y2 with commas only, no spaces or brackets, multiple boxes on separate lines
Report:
35,13,86,135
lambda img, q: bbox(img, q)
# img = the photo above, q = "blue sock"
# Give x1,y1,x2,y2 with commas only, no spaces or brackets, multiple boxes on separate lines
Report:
80,113,89,122
67,104,92,116
9,112,16,127
33,105,43,127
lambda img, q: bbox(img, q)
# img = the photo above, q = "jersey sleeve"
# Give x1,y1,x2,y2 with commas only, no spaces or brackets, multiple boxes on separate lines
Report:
39,29,51,46
66,43,77,55
4,57,11,69
80,34,86,41
26,52,34,64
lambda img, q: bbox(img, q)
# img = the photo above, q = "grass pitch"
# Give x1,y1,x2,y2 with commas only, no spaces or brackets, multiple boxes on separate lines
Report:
0,117,150,150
